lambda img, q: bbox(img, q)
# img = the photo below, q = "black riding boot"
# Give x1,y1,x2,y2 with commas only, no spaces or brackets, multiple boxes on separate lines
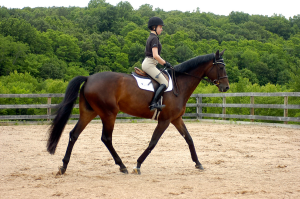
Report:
149,84,167,111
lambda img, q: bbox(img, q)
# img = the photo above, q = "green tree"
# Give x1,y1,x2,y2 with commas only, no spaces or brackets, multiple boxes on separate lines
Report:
265,15,292,39
113,52,129,72
0,71,39,93
137,4,154,18
226,66,241,83
260,52,288,84
175,45,194,62
125,29,149,45
80,50,98,74
120,22,139,36
0,2,299,90
55,34,80,62
0,71,40,116
88,0,108,8
45,29,80,62
0,34,30,76
0,6,10,19
239,49,260,70
289,68,300,92
228,11,250,24
23,54,50,77
287,33,300,58
127,43,144,66
116,1,133,20
240,68,259,84
0,18,38,51
39,58,67,79
64,63,89,81
41,79,68,93
89,1,118,32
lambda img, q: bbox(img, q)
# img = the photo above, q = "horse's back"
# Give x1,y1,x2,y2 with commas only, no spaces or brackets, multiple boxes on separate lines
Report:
87,71,124,85
84,72,125,94
83,71,154,118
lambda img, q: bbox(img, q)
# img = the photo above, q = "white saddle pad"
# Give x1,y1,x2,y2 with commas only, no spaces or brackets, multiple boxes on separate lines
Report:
132,71,173,92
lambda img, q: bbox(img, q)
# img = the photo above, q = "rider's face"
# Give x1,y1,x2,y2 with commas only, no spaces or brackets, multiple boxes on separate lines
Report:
156,25,163,35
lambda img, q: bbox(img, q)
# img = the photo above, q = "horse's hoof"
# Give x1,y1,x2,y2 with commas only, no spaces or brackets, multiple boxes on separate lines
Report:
132,167,141,175
120,167,128,174
56,166,66,175
195,164,204,170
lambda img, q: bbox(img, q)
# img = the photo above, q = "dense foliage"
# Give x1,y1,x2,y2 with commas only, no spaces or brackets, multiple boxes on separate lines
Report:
0,0,299,123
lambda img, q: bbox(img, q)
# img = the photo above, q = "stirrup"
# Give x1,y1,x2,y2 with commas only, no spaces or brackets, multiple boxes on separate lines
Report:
149,103,165,111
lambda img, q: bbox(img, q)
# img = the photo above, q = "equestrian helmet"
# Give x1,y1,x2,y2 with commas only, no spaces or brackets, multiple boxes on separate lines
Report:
148,17,164,30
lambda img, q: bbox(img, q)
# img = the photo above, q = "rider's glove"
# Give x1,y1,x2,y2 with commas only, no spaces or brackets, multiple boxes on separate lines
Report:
164,62,173,69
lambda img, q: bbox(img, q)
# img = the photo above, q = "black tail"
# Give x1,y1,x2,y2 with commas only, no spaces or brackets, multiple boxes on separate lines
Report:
47,76,88,154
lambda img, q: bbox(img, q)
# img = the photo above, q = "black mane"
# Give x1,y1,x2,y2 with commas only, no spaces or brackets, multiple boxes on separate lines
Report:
174,53,215,73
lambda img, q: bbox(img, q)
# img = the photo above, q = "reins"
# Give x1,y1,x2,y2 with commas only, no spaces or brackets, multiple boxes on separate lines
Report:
170,67,179,97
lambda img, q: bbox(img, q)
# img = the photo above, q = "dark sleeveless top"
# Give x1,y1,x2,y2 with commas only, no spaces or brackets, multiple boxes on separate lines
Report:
145,33,162,57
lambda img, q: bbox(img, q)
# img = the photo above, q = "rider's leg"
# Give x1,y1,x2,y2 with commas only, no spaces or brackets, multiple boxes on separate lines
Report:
149,84,167,111
142,58,169,87
142,58,169,111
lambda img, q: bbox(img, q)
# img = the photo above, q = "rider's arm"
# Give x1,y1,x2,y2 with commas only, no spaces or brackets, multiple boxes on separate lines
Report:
152,47,166,65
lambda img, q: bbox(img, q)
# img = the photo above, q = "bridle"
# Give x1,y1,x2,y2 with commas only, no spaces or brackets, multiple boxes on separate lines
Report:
202,58,228,85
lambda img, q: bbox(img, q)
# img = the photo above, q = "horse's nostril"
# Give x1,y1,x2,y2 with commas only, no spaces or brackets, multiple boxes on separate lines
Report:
226,86,229,90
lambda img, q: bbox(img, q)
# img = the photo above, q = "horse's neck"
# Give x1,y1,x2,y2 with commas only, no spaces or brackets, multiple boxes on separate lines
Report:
178,61,211,102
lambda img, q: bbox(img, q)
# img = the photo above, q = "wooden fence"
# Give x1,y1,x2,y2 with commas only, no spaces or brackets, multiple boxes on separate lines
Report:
0,92,299,123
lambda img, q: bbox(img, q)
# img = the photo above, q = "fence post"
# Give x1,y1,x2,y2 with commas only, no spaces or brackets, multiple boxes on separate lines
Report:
250,96,255,122
196,95,202,120
222,96,226,120
47,97,51,121
284,96,288,124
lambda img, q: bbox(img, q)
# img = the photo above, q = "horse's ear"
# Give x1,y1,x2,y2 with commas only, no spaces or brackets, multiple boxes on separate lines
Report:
220,49,226,56
216,50,220,58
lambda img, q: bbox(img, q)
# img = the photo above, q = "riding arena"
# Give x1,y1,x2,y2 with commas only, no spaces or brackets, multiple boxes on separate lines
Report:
1,122,299,198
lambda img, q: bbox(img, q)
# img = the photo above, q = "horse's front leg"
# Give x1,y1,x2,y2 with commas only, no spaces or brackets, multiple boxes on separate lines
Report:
133,120,170,174
172,117,204,170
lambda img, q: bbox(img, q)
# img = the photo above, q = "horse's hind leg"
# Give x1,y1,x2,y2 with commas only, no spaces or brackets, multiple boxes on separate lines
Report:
100,115,128,174
58,118,95,175
58,94,97,175
172,117,204,170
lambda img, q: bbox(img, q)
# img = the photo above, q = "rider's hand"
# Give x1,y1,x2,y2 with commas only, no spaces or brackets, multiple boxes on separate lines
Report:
164,62,173,69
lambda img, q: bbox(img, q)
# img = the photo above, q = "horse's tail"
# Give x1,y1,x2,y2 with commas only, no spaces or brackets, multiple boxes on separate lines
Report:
47,76,88,154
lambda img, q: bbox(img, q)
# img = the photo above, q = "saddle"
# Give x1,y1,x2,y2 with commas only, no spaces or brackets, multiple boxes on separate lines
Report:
134,67,148,77
133,67,170,84
133,67,169,120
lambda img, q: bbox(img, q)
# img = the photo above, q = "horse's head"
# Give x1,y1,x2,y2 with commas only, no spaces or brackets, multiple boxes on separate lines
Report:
205,50,230,92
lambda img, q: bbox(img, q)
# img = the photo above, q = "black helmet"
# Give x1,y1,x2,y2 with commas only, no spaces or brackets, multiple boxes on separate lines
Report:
148,17,164,30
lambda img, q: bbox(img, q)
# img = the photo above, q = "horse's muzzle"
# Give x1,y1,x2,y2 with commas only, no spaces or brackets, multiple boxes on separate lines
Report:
218,84,230,92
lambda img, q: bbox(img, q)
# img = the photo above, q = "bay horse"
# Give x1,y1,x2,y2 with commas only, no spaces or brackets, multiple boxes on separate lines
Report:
47,50,229,175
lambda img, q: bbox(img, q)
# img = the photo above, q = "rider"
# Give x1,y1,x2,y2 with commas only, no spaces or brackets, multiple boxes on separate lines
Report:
142,16,173,111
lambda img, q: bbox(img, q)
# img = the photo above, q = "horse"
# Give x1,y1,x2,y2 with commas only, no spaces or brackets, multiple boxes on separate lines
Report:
47,49,229,175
